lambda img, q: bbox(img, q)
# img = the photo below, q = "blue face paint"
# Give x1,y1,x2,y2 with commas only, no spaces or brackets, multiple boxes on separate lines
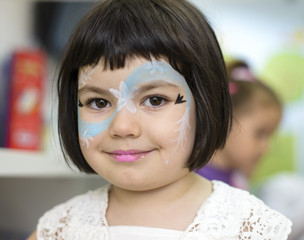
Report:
78,61,192,149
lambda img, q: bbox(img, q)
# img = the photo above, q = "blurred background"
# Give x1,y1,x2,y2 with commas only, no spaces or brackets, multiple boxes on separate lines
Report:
0,0,303,239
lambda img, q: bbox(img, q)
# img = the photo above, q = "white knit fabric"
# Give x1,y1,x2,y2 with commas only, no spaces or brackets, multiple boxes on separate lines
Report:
37,180,292,240
109,226,182,240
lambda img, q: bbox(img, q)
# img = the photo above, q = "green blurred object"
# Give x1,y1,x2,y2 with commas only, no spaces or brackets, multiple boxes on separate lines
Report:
251,133,295,185
261,52,304,103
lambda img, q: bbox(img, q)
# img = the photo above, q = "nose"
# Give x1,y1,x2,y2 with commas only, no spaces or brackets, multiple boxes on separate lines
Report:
109,107,141,138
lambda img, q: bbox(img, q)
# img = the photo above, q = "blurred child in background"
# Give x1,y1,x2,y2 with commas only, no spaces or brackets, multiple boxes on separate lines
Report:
196,60,282,190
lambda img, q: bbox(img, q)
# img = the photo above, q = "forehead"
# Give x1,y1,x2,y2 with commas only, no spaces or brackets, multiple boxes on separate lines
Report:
235,95,281,116
78,58,188,91
237,106,281,133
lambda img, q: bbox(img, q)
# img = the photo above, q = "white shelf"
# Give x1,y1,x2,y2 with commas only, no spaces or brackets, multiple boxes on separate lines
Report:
0,148,85,177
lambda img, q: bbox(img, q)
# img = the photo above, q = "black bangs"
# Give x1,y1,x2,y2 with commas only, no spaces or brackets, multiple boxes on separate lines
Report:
66,0,195,71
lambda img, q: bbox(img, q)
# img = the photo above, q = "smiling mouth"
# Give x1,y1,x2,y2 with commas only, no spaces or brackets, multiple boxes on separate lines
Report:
107,150,154,162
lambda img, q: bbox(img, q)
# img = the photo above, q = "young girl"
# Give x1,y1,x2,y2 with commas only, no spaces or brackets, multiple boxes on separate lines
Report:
196,60,283,190
28,1,291,239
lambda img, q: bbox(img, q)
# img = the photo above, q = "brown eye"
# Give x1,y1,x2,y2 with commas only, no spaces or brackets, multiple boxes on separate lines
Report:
143,95,167,107
87,98,111,109
95,99,108,108
149,96,163,106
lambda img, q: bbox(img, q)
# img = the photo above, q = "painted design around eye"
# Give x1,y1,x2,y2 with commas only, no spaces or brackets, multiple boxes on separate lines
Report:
78,61,192,151
175,93,186,104
80,129,93,149
109,81,137,113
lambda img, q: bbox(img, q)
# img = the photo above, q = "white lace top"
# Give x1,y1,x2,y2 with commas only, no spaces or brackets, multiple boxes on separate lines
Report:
37,180,292,240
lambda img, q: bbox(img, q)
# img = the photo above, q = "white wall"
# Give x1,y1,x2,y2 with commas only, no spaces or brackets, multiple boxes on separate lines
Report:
190,0,304,72
0,1,34,64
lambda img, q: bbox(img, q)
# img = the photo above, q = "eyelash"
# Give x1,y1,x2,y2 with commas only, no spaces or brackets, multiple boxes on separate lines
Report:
141,95,169,108
85,97,111,110
81,94,169,110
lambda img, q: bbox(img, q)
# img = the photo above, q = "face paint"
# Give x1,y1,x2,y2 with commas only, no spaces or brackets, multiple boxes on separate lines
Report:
78,66,96,89
175,93,186,104
78,61,192,150
109,81,138,113
80,129,94,149
78,110,116,148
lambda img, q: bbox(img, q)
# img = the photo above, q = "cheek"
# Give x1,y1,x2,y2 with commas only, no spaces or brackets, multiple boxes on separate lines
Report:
78,136,93,162
145,104,196,156
78,132,112,176
78,131,104,160
143,114,181,147
230,133,258,170
226,131,250,158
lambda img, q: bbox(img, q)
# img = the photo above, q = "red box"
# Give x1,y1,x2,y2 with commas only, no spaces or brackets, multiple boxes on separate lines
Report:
6,50,46,150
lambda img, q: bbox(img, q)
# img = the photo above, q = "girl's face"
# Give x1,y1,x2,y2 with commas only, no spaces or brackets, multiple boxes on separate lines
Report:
222,105,281,177
77,57,196,191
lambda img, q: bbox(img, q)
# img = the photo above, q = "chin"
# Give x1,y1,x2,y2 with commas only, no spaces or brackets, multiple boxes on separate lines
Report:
116,181,163,192
107,173,157,191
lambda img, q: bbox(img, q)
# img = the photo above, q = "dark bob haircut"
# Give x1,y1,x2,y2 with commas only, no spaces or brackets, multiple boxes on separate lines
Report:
57,0,232,173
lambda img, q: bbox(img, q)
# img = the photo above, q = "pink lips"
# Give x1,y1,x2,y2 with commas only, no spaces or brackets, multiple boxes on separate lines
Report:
108,150,152,162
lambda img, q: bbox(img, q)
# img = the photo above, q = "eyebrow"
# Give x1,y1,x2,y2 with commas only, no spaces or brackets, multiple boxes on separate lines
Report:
78,85,109,96
137,80,179,92
78,80,180,96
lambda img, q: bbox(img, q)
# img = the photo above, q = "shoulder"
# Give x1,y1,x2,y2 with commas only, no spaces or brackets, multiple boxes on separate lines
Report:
191,181,292,240
36,184,110,240
215,181,292,239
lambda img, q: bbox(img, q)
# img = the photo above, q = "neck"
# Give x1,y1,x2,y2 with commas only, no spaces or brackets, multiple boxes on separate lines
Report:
109,172,206,207
106,172,212,230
